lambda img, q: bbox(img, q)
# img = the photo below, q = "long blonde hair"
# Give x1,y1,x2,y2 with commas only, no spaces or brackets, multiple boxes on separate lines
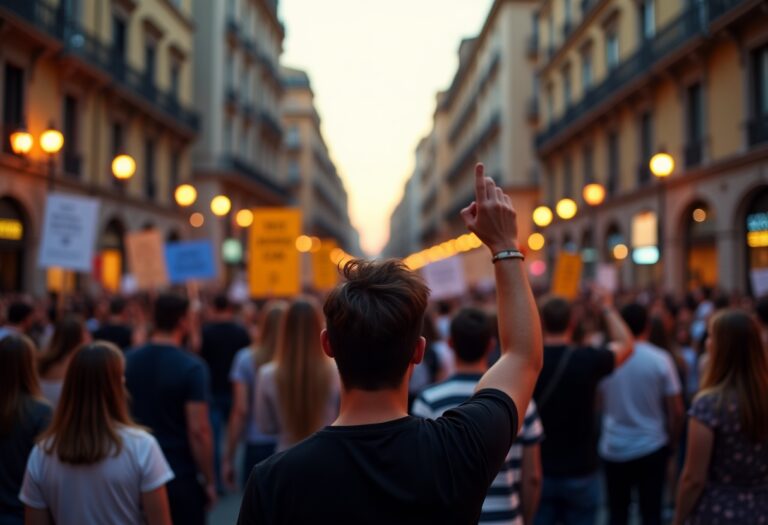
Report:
253,301,288,367
41,342,138,464
274,297,335,444
701,309,768,442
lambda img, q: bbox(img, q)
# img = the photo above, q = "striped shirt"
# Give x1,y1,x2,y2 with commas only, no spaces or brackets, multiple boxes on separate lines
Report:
412,373,544,525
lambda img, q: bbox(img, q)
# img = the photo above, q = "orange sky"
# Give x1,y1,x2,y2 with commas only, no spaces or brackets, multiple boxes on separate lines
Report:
279,0,494,255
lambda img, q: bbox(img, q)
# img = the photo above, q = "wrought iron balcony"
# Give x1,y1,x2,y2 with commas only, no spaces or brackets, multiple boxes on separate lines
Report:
227,156,288,198
536,0,747,152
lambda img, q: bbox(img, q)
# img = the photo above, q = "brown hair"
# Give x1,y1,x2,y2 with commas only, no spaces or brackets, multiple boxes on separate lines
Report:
701,309,768,442
38,315,87,376
41,342,138,464
323,259,430,390
0,335,42,435
539,296,572,335
275,297,335,445
253,300,288,367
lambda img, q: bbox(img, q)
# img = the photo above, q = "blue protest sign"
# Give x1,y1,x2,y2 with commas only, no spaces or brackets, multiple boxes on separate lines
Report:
164,240,217,284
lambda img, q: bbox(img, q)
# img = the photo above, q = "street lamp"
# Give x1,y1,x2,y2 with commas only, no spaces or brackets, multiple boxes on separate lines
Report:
10,127,33,156
532,206,554,227
174,184,198,207
210,195,232,216
40,126,64,191
111,154,136,181
556,198,578,220
582,182,606,207
649,151,674,279
295,235,312,253
528,232,545,251
235,209,254,228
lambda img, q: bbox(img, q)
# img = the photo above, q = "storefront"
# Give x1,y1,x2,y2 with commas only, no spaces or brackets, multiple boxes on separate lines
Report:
746,187,768,295
0,197,28,292
684,201,717,290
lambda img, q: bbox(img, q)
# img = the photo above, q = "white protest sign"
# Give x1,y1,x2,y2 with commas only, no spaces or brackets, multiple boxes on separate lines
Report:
750,268,768,297
38,193,100,272
596,263,619,292
421,255,468,301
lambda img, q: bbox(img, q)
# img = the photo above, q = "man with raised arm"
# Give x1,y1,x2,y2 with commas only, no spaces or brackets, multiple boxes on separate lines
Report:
237,163,543,525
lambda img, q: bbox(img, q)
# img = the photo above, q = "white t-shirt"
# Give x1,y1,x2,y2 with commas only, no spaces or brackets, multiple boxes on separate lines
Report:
20,426,174,525
599,341,682,462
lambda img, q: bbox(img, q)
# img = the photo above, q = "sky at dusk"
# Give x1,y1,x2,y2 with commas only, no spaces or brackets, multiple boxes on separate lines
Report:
279,0,494,255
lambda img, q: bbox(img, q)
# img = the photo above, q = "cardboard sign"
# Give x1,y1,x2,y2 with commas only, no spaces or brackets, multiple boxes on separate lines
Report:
38,193,100,272
551,252,583,300
421,255,468,301
750,268,768,297
165,240,217,284
248,208,302,298
125,230,169,290
596,263,619,293
461,248,494,288
312,239,340,291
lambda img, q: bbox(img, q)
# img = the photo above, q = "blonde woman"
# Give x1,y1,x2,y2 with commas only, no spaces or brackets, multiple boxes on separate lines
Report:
20,342,174,525
674,309,768,524
222,300,287,488
255,297,339,451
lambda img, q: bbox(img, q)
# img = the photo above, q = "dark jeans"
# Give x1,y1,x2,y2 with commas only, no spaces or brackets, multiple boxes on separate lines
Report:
166,475,206,525
535,473,600,525
241,442,276,486
603,447,669,525
210,394,232,492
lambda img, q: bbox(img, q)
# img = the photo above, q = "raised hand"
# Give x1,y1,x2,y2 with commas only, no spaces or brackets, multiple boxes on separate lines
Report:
459,163,519,254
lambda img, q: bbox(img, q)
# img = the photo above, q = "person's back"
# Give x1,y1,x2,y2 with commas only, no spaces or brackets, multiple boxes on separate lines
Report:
201,296,250,401
238,164,543,525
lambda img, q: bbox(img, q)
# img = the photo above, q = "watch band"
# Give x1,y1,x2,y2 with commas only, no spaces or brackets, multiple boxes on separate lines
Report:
492,249,525,263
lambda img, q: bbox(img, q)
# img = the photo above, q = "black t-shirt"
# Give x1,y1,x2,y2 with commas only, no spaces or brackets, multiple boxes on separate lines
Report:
0,398,51,521
201,321,250,397
533,344,615,477
237,389,518,525
125,344,210,478
92,323,133,351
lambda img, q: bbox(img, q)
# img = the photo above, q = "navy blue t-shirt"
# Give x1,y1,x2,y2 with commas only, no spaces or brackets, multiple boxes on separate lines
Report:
125,343,210,478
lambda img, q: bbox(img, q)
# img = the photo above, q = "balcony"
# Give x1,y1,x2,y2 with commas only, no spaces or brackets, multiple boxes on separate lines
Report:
0,0,199,134
227,156,288,198
684,140,705,167
536,0,748,153
581,0,597,17
748,116,768,147
527,33,538,59
446,113,501,183
63,152,82,178
259,110,283,142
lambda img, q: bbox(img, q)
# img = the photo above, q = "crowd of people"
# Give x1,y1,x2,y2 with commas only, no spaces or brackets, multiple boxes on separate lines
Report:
0,165,767,524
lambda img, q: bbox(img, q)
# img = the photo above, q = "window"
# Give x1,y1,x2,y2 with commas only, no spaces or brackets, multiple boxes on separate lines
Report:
63,95,80,177
225,55,234,90
286,126,300,148
111,122,124,188
638,112,653,185
2,64,24,154
562,65,572,109
239,124,248,158
112,16,127,66
581,50,593,91
546,84,555,124
606,31,619,71
640,0,655,41
224,117,233,153
686,82,704,166
170,62,181,102
563,154,573,197
548,15,555,55
144,43,156,87
750,45,768,146
169,150,180,198
582,143,594,183
287,160,301,184
563,0,573,37
607,131,619,195
144,139,155,199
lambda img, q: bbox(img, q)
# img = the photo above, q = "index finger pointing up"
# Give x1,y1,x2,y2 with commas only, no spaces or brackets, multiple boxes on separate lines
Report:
474,163,486,202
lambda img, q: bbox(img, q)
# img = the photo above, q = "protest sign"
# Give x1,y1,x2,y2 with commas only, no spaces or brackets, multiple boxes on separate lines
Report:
125,230,168,290
422,255,468,301
551,252,583,300
248,208,302,297
38,193,100,272
165,240,217,284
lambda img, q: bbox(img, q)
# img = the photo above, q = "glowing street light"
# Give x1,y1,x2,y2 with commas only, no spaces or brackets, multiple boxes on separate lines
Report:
650,152,674,179
40,128,64,155
235,209,254,228
174,184,198,207
111,154,136,180
295,235,313,253
210,195,232,216
532,206,553,227
528,232,545,251
310,236,322,253
10,128,33,156
556,198,578,220
189,212,205,228
613,243,629,260
582,183,606,207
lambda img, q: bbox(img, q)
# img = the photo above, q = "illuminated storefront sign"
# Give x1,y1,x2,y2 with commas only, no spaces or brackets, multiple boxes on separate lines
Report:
0,219,23,240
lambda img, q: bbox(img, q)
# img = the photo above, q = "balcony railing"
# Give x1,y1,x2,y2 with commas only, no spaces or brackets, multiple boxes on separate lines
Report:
63,152,82,178
748,116,768,147
227,156,287,198
259,111,283,141
684,140,705,167
536,0,746,151
446,113,501,183
0,0,199,133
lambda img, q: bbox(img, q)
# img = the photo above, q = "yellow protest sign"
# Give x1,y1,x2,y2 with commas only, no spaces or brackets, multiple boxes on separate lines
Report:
312,239,340,291
248,208,302,298
125,230,169,290
551,252,583,300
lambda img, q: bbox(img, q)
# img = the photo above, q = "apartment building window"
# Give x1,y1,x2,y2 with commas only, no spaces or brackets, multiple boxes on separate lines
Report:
225,55,235,91
563,154,574,197
239,125,248,158
169,150,180,198
170,62,181,103
638,112,653,185
563,0,573,38
144,43,156,88
640,0,655,41
582,143,594,183
685,82,704,167
111,122,124,188
606,31,620,71
750,44,768,146
286,126,300,148
546,84,555,125
607,131,619,195
562,65,572,110
112,16,127,68
2,64,24,154
581,47,593,91
144,139,156,200
227,0,236,18
224,117,233,153
63,95,80,177
548,15,555,56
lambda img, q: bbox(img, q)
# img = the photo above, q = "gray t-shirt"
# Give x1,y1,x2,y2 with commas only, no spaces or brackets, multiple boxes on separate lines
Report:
20,427,174,525
228,348,277,445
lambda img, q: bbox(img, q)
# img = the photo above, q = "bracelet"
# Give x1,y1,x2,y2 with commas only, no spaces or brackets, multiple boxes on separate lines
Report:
492,249,525,264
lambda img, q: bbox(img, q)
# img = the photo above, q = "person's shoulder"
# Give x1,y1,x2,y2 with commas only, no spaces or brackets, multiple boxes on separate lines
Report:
120,426,160,449
252,435,324,480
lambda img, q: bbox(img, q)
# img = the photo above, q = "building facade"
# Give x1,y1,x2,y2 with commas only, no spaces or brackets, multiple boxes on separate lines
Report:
280,66,357,253
532,0,768,294
384,138,425,258
0,0,198,294
191,0,287,269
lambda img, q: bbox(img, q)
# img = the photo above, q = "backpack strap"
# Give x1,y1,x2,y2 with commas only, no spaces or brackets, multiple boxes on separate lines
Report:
537,348,574,410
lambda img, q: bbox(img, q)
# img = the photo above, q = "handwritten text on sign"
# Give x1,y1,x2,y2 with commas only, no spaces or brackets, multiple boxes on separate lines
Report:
248,208,302,297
